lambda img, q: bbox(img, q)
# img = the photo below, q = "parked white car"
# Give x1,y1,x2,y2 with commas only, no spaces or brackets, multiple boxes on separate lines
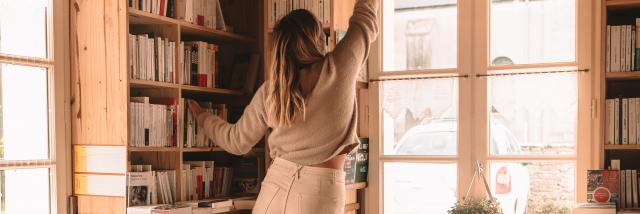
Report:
393,120,529,214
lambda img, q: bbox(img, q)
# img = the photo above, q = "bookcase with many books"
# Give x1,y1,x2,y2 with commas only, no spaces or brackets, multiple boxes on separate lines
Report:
598,0,640,212
71,0,264,213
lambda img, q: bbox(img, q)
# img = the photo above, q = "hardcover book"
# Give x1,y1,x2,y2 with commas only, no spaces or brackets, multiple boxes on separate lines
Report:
587,169,620,204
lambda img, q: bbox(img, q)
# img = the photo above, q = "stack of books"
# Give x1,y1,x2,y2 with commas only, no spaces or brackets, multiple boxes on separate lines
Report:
128,34,177,83
176,0,227,30
129,97,177,147
269,0,330,28
128,0,175,18
181,161,235,201
181,99,227,148
605,98,640,145
127,164,177,206
606,21,640,73
180,41,219,88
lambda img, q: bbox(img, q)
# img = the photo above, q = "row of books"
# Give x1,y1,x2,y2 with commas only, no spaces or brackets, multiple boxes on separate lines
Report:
181,41,219,88
128,34,177,83
129,97,177,147
182,99,227,148
606,22,640,72
269,0,330,28
129,0,175,18
176,0,227,30
181,161,234,201
344,138,369,184
127,165,177,206
605,98,640,145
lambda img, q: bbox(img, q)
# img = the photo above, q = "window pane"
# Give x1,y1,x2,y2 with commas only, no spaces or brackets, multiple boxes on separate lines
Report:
2,168,51,214
490,161,575,214
383,0,457,71
1,64,50,160
0,0,49,58
384,162,456,214
488,72,576,155
490,0,575,66
382,79,458,155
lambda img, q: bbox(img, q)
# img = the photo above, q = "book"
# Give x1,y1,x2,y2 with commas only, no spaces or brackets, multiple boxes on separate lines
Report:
233,197,257,210
616,98,621,144
587,169,620,204
632,98,638,145
269,0,327,28
606,99,615,144
128,166,155,206
625,98,630,144
127,205,192,214
573,203,616,214
355,138,369,183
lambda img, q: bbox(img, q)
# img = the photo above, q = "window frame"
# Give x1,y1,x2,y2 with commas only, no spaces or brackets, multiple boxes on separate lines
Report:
0,0,70,213
367,0,595,213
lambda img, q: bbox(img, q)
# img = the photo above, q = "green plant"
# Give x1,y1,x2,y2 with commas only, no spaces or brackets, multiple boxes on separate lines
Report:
447,198,504,214
537,202,570,214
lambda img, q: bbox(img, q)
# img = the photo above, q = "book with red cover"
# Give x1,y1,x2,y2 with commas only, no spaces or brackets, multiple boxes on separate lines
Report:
588,170,620,204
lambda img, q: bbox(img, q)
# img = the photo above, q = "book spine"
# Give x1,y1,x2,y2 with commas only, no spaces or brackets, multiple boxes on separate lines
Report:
607,25,611,73
616,98,621,144
624,98,629,145
631,98,638,145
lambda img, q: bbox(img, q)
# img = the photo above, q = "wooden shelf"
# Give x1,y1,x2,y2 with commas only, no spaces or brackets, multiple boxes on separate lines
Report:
128,147,179,152
346,182,366,190
607,0,640,10
181,85,244,95
128,9,178,25
180,21,256,44
127,9,255,44
604,144,640,150
182,147,225,152
130,79,181,89
606,72,640,80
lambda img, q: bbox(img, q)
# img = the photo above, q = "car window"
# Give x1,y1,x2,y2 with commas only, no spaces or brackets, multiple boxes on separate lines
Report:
396,131,456,155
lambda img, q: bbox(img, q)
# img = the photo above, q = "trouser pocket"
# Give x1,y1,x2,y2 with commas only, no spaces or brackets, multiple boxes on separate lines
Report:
252,183,280,214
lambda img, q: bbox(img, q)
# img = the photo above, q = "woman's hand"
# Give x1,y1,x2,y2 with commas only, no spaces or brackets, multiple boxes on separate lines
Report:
187,99,205,116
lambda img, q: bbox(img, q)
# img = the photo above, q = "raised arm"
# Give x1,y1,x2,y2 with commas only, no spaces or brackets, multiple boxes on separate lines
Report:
194,85,269,155
331,0,379,81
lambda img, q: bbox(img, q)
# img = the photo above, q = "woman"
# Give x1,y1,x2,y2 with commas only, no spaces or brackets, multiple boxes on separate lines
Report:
187,0,378,213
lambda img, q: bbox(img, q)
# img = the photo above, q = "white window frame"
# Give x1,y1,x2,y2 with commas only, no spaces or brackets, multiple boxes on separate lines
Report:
0,0,70,213
366,0,595,213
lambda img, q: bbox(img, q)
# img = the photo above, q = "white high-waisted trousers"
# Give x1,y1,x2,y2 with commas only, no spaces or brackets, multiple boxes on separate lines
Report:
252,158,346,214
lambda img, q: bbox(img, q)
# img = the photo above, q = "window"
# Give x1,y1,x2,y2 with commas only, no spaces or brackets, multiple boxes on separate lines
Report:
0,0,66,213
383,0,457,71
375,1,587,214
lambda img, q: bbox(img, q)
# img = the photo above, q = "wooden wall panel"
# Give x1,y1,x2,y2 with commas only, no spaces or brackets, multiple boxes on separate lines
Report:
77,195,126,214
71,0,128,146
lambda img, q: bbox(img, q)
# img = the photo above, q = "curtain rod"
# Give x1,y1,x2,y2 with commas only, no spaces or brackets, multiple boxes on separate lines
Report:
369,69,589,82
476,68,589,77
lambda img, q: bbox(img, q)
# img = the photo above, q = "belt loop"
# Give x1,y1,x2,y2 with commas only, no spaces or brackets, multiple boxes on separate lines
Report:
292,165,303,180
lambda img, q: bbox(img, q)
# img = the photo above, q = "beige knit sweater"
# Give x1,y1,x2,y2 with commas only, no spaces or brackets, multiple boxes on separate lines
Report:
197,0,378,165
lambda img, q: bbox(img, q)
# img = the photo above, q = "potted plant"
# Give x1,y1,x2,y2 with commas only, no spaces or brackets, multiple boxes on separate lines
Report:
447,198,503,214
449,161,504,214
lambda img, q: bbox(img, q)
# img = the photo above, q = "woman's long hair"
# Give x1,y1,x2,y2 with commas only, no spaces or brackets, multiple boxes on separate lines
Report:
267,9,326,127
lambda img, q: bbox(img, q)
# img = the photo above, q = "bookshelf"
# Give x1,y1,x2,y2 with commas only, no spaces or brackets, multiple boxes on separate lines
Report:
71,0,263,213
261,1,370,214
598,0,640,211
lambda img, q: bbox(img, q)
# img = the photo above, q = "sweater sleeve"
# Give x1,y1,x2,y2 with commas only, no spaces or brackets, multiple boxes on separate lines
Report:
196,85,269,155
330,0,379,81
